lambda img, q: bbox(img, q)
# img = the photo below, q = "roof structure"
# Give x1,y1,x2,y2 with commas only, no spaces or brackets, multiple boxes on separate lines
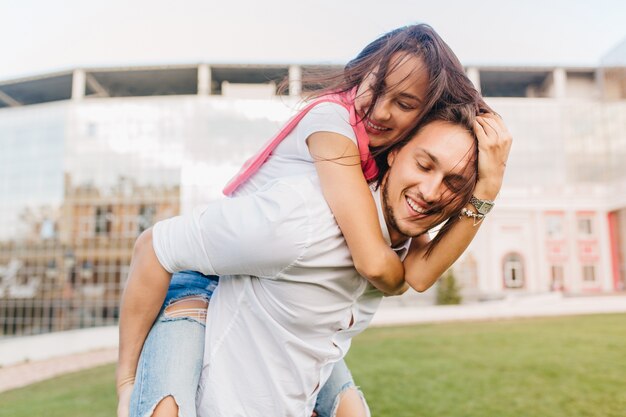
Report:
601,37,626,67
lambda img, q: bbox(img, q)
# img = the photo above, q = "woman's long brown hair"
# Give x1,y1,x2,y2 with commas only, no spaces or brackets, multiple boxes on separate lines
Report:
280,24,494,256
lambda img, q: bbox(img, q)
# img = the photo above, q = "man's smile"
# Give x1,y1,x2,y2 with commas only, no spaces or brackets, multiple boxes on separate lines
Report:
405,195,427,216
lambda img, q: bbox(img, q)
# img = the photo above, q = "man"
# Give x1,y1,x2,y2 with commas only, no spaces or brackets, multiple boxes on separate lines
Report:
117,106,511,417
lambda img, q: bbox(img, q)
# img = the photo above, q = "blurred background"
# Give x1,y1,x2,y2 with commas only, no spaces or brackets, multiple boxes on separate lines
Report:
0,0,625,339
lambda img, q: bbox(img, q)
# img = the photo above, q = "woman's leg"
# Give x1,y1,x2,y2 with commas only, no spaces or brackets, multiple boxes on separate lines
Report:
314,359,370,417
129,272,219,417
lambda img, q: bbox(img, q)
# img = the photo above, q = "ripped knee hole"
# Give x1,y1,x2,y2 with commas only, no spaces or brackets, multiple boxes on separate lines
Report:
334,387,370,417
164,296,208,321
150,395,179,417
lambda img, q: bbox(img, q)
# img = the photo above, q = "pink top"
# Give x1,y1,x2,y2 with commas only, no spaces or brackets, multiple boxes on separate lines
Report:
222,89,378,196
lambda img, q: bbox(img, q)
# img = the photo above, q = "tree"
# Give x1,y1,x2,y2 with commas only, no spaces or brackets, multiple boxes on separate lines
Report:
436,269,462,305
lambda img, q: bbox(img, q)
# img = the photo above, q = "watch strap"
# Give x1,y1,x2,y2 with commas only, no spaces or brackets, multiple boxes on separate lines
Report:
469,196,495,215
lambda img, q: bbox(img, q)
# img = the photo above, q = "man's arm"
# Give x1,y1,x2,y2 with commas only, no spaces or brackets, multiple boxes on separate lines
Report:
403,208,484,292
116,228,172,413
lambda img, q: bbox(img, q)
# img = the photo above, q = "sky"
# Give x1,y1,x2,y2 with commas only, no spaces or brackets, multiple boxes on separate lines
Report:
1,0,625,81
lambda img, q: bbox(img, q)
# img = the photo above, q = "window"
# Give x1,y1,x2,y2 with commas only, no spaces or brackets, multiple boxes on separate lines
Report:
138,205,156,233
80,261,94,280
582,265,596,282
95,206,113,236
545,215,564,239
577,218,593,236
550,265,564,291
503,253,525,289
40,218,56,240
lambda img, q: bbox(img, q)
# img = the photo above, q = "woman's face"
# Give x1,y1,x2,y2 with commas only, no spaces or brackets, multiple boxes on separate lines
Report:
354,52,430,148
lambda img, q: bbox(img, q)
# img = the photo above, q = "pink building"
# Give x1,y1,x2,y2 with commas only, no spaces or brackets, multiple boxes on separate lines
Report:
455,40,626,297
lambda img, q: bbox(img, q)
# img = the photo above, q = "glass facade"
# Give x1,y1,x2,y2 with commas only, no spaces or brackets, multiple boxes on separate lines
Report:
1,90,625,337
0,96,294,337
0,104,66,336
491,99,626,189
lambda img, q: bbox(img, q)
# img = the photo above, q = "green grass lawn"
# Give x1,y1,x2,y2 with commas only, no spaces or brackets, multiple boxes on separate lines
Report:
1,314,625,417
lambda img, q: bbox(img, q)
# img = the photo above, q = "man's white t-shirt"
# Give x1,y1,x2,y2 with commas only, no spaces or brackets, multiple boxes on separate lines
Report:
153,102,410,417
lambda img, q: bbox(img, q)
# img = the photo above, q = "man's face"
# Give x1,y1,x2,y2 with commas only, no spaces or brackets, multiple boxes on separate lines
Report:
381,120,475,244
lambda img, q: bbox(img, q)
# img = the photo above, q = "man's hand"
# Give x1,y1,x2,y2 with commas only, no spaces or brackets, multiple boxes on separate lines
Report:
117,379,134,417
473,113,513,200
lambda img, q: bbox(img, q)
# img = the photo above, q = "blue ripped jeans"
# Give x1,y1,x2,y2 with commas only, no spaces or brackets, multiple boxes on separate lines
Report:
129,271,368,417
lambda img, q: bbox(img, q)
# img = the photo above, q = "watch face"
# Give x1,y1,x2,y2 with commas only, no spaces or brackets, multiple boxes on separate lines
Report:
478,201,494,214
470,196,494,215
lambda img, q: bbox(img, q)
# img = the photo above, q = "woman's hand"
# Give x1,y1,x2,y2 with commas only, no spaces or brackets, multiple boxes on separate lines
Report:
473,113,513,200
117,379,134,417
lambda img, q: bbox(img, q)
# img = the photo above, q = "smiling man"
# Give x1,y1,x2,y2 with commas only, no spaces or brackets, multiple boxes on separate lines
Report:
118,103,510,417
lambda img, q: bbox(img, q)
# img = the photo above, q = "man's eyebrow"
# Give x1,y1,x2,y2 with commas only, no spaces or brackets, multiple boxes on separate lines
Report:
446,173,468,183
420,148,470,183
422,150,440,166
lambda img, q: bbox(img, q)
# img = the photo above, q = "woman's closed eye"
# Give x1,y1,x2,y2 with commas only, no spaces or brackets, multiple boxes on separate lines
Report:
397,100,418,111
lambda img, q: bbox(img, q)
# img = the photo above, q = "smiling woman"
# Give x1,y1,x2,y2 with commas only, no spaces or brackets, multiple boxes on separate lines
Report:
354,53,429,147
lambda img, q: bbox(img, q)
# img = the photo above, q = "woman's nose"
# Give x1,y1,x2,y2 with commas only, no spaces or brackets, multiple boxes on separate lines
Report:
372,97,391,122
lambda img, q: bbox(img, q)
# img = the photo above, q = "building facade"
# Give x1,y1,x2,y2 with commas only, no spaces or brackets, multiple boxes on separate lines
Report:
1,50,625,336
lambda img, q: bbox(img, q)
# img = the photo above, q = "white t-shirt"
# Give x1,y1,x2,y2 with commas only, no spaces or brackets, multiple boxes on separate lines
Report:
153,102,410,417
233,101,358,196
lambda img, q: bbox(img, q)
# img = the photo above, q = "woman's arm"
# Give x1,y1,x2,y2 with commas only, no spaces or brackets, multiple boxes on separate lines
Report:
117,229,172,415
308,131,405,295
403,114,512,292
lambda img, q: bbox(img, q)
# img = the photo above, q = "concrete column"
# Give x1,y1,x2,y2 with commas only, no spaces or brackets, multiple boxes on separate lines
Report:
72,69,86,100
289,65,302,97
598,211,615,292
595,67,605,99
466,67,481,92
198,64,211,96
566,211,582,294
552,68,567,99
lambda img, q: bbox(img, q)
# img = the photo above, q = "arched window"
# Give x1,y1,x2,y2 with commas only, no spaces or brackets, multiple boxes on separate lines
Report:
503,252,525,289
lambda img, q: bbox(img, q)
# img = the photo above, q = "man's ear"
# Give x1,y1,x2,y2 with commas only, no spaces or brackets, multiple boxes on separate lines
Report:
387,149,398,167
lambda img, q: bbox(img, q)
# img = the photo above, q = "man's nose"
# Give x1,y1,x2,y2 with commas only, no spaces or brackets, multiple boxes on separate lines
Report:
421,176,444,204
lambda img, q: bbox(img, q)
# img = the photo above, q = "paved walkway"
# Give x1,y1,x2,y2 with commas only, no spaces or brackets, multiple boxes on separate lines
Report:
1,293,625,393
373,291,626,325
0,348,118,393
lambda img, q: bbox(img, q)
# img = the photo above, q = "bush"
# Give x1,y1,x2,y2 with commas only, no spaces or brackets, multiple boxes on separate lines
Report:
436,269,462,305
